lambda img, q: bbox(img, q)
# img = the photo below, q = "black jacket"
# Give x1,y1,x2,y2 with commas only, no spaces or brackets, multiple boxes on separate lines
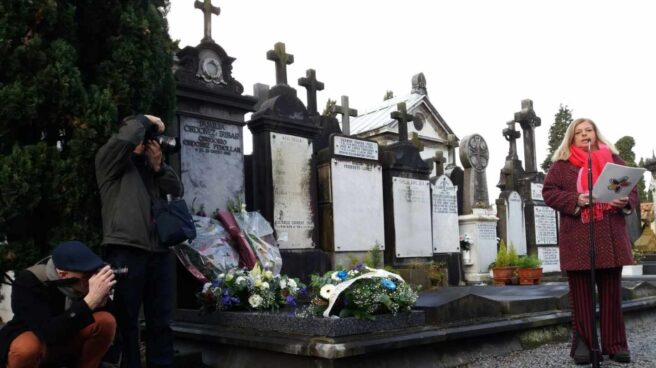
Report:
0,269,100,365
95,116,182,252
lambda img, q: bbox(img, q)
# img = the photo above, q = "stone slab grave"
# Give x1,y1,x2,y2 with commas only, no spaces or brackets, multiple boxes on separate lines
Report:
317,135,384,269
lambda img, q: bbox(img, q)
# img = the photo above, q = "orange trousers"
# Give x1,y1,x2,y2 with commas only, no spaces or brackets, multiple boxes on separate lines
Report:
6,311,116,368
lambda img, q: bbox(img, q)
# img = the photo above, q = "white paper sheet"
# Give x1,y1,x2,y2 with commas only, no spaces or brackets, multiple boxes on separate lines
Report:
592,163,646,202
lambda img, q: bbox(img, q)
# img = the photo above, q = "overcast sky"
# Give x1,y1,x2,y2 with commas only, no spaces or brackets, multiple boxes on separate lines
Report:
167,0,656,200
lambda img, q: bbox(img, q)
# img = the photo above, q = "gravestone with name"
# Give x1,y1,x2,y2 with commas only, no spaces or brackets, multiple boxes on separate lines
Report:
513,100,559,267
173,1,257,215
380,103,433,272
172,0,257,311
431,168,464,286
317,135,384,269
458,134,498,283
246,42,326,280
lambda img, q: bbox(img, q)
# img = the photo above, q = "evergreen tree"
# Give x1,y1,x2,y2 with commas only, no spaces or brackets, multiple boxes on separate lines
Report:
616,137,647,202
541,104,572,171
0,0,176,275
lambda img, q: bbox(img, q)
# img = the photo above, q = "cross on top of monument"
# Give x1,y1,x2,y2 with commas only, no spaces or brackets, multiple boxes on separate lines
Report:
391,102,414,142
503,120,521,160
514,99,541,129
298,69,324,116
433,151,446,176
267,42,294,86
332,96,358,135
194,0,220,43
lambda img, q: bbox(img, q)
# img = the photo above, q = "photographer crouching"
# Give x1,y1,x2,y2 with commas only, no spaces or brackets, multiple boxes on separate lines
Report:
95,114,181,368
0,241,117,368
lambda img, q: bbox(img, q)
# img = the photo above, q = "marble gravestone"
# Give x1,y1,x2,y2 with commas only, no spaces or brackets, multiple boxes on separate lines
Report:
431,175,460,253
381,103,433,269
247,42,326,279
503,191,527,255
458,134,498,283
173,1,256,215
317,135,384,268
531,183,560,272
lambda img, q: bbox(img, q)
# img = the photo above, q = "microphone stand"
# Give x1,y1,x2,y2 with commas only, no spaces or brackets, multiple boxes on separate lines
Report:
587,140,601,367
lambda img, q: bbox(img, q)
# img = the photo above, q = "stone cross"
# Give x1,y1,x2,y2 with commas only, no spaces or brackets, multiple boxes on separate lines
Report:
446,133,458,166
502,120,521,161
390,102,414,142
298,69,324,116
514,99,541,173
332,96,357,135
460,134,490,212
433,151,446,177
194,0,220,43
266,42,294,86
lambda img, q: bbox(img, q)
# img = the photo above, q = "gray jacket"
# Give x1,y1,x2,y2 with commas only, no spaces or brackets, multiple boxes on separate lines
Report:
95,115,182,252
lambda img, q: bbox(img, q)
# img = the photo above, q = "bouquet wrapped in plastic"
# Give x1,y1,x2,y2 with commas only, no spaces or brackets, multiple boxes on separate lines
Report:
233,210,283,275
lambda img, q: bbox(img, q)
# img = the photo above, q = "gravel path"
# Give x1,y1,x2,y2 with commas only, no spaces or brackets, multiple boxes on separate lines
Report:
461,313,656,368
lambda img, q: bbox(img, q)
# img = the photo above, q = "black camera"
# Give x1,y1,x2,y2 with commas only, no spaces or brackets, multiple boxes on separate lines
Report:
111,266,129,278
144,124,180,154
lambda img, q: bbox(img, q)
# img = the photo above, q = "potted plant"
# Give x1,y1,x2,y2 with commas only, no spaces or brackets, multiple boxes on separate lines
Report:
517,255,543,285
491,240,517,285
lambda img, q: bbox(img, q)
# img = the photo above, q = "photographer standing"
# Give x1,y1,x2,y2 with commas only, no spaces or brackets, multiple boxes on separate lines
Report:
0,241,117,368
95,114,181,368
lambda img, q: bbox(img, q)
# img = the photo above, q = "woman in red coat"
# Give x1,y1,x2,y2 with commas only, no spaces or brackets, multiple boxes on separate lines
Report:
543,118,636,365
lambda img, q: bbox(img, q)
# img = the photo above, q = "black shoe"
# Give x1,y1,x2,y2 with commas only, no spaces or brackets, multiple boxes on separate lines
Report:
609,351,631,363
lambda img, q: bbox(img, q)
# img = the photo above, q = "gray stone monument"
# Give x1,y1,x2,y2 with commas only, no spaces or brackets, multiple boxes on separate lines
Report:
381,103,433,272
431,174,463,285
247,42,326,280
332,96,358,136
457,134,498,283
444,133,464,215
512,100,558,263
173,0,257,215
317,135,384,269
499,191,527,255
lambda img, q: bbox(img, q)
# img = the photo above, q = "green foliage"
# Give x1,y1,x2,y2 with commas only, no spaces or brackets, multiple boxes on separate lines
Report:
507,242,519,267
517,255,542,269
0,0,176,272
616,137,647,202
321,98,337,118
383,90,394,101
364,243,383,269
495,239,509,267
541,104,572,172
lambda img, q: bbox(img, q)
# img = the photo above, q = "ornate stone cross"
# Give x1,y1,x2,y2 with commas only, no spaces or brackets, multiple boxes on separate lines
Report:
390,102,414,142
514,99,541,173
332,96,358,135
502,120,521,161
266,42,294,86
195,0,220,43
298,69,324,116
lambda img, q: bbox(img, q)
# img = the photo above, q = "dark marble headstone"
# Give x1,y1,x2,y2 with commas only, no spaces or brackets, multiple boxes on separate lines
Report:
246,42,325,280
381,103,432,269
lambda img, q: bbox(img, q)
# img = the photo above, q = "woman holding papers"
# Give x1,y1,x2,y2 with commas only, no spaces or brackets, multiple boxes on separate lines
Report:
543,118,637,365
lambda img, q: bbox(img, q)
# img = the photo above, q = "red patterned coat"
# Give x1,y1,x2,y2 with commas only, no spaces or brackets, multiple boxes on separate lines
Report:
542,155,637,271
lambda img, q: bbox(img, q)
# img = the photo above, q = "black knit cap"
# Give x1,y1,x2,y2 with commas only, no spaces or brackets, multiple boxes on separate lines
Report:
52,241,104,273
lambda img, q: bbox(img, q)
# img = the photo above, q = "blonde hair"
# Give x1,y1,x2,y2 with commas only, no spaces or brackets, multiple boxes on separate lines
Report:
551,118,618,162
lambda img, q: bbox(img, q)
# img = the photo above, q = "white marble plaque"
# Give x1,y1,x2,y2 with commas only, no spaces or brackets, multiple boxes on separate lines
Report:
531,183,544,201
334,136,378,160
538,246,561,272
477,222,497,241
506,191,527,255
270,132,314,249
393,177,432,258
534,205,558,245
431,176,460,253
332,159,385,251
181,116,243,214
